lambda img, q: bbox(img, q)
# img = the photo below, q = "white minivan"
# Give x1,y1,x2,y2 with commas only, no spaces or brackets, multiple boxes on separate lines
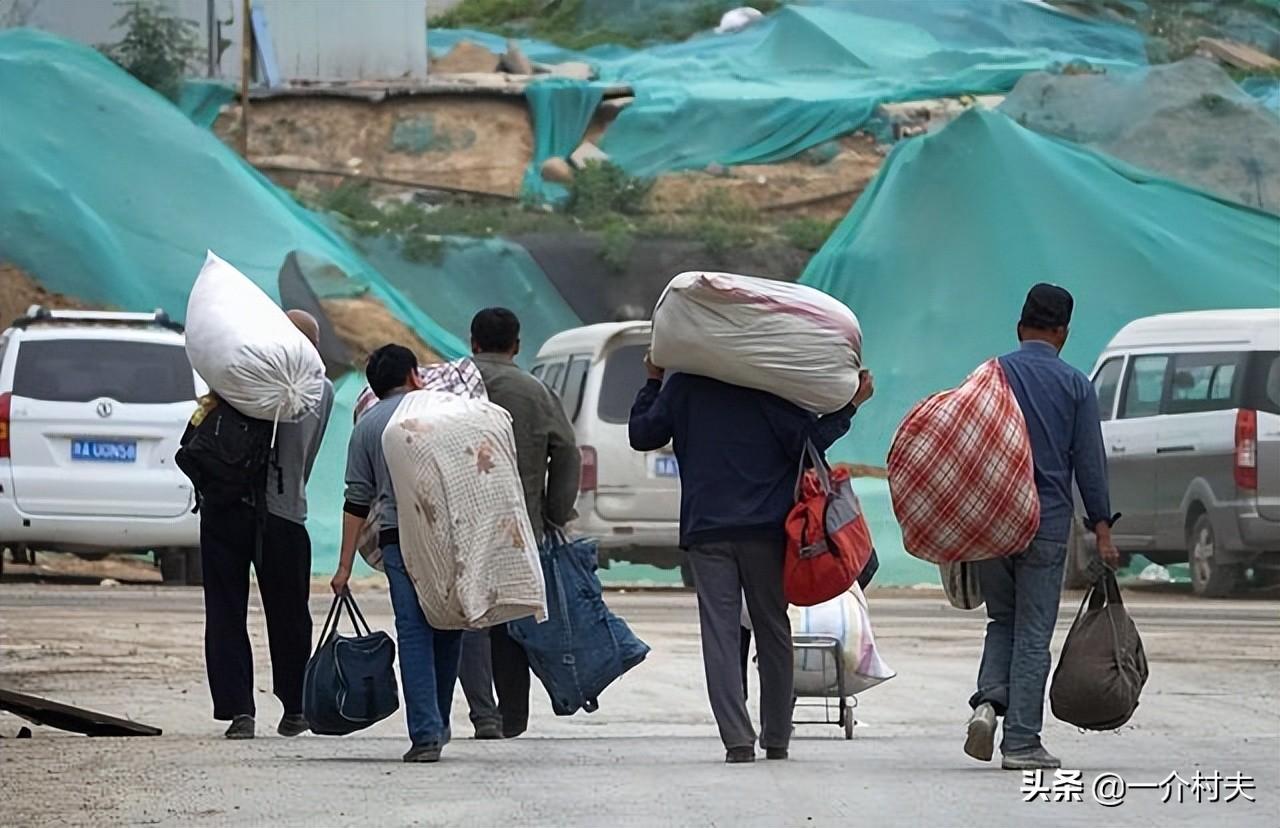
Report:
0,307,204,583
1069,309,1280,596
533,322,688,583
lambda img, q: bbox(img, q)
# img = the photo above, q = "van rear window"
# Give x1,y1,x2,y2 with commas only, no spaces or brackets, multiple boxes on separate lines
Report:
1246,351,1280,415
597,344,648,424
14,339,195,404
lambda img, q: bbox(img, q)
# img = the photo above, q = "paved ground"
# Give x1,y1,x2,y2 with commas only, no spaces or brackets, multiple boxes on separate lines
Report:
1,581,1277,827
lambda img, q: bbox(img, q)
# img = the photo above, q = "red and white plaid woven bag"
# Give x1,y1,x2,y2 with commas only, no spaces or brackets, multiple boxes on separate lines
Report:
887,359,1040,563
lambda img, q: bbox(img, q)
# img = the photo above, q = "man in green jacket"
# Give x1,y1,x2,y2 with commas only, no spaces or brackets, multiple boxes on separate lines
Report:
459,307,581,739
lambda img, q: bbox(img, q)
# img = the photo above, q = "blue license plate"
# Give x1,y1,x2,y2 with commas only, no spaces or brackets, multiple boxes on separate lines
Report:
654,454,679,478
71,440,137,463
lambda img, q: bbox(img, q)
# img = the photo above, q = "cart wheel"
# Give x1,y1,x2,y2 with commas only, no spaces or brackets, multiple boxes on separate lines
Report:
842,706,854,740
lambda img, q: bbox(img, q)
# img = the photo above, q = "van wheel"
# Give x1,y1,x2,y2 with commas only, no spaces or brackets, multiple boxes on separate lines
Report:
1062,523,1093,590
1188,514,1240,598
159,547,203,586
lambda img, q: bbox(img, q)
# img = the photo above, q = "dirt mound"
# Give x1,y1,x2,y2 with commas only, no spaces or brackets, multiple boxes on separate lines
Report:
0,263,98,327
320,295,442,369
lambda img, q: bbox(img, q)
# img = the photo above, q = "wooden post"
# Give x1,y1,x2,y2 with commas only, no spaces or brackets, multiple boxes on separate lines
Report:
238,0,252,157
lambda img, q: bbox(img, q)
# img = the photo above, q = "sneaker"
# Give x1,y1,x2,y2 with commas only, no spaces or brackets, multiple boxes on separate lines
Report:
503,723,528,740
277,714,309,738
765,748,789,761
403,744,443,763
474,721,503,740
1001,746,1061,771
964,703,996,762
224,715,255,740
725,746,756,764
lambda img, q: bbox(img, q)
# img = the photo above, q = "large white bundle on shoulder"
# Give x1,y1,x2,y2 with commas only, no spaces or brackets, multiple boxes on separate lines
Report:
383,390,546,630
185,251,325,422
650,271,862,414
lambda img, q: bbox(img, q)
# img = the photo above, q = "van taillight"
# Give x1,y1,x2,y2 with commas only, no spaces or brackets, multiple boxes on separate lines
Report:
1235,408,1257,490
0,393,10,459
580,446,597,493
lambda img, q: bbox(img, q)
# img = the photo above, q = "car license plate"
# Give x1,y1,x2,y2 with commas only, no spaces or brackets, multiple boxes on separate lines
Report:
653,454,679,478
71,439,137,463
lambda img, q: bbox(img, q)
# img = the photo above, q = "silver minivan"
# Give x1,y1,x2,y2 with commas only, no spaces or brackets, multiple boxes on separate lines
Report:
532,322,687,583
1068,309,1280,596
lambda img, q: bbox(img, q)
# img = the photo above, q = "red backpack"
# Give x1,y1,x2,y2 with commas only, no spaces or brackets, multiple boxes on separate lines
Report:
784,441,876,607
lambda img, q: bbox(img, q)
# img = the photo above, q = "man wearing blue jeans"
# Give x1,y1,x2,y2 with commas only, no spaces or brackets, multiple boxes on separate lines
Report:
965,284,1119,771
331,344,462,763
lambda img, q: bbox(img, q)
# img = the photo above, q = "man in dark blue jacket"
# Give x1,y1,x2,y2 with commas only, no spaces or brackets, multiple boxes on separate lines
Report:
630,360,873,763
965,284,1118,772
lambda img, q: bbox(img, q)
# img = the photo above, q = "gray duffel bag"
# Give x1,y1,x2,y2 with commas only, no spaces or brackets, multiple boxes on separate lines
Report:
1050,571,1149,730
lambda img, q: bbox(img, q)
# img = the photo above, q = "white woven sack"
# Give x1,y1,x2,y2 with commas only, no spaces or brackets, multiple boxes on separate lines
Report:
185,251,324,422
383,390,546,630
651,271,862,414
789,584,895,696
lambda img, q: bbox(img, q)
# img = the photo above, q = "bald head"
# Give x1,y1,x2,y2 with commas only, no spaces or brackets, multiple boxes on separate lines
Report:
287,309,320,347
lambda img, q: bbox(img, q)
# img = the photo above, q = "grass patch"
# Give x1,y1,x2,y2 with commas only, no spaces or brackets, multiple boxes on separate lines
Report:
433,0,782,51
305,169,821,272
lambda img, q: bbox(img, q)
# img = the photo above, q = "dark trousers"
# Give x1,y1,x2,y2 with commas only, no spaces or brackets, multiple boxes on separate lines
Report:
200,506,313,720
740,626,752,701
458,624,531,737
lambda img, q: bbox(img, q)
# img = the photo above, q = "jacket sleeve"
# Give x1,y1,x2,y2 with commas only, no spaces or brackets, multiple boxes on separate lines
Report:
807,404,857,453
543,389,581,527
629,377,675,451
1071,377,1113,529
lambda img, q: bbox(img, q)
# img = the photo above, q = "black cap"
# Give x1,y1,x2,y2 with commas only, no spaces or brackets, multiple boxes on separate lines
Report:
1020,283,1074,330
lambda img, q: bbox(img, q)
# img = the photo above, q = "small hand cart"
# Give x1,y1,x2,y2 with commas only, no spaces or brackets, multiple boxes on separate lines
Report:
791,633,856,740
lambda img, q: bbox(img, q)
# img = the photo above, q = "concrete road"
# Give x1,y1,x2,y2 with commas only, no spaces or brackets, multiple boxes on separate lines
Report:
1,584,1277,827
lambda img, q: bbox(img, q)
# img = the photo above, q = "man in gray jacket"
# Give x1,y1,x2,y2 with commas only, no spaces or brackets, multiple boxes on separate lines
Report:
203,310,333,741
458,307,580,740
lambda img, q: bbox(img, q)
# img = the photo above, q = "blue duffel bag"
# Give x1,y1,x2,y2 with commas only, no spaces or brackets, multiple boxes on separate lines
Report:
507,531,650,715
303,591,399,735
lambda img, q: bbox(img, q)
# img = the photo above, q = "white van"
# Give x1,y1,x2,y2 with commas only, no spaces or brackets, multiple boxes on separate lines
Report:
0,307,204,583
533,322,687,582
1068,309,1280,596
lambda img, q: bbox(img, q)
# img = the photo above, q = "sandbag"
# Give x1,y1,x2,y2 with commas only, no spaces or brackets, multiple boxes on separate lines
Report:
353,358,488,573
789,584,895,696
940,560,983,610
185,251,324,422
507,532,650,715
887,358,1039,563
382,390,546,630
1050,572,1149,731
650,271,862,414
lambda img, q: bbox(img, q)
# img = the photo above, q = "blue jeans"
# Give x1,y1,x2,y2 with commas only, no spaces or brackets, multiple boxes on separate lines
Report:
970,539,1067,753
382,542,462,748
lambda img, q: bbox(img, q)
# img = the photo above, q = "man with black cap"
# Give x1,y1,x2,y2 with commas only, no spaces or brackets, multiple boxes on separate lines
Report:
964,283,1118,772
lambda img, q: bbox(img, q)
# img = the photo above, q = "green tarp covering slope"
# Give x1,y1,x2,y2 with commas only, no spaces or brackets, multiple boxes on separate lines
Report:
802,108,1280,470
0,28,464,359
431,0,1144,178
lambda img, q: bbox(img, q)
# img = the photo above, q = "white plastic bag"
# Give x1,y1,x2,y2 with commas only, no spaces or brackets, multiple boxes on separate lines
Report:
650,272,862,414
789,584,894,696
383,390,546,630
716,7,764,34
185,251,324,422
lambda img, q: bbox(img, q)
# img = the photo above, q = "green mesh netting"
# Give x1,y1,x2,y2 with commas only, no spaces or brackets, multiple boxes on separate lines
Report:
431,0,1146,181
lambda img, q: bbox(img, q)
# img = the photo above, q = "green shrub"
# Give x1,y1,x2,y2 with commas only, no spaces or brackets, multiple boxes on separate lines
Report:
568,161,653,217
597,218,635,272
99,0,202,101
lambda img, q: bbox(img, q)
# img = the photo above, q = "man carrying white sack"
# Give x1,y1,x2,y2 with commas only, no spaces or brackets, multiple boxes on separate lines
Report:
200,310,334,740
629,360,875,763
331,344,463,763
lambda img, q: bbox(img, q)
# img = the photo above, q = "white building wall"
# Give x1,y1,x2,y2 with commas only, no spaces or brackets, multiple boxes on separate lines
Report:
0,0,428,82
